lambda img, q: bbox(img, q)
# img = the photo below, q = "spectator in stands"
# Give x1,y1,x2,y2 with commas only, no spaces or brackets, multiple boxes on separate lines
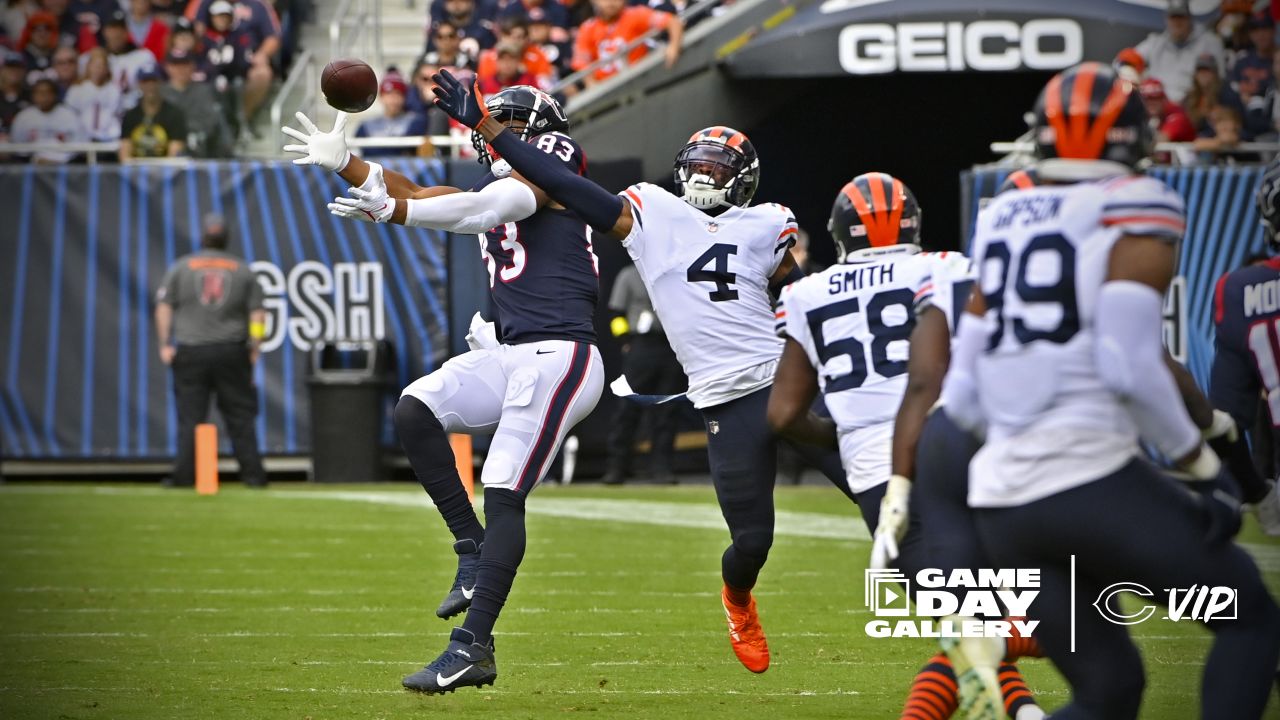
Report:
66,0,116,44
1231,14,1276,98
477,41,537,94
526,8,570,77
18,10,58,74
1185,52,1246,135
1135,0,1225,104
476,15,554,90
405,54,452,138
48,44,77,95
163,47,229,157
572,0,682,87
1194,104,1255,162
422,20,476,77
499,0,569,35
1114,46,1146,84
1140,77,1196,164
3,0,37,42
187,0,280,129
119,65,185,159
0,49,30,136
64,45,121,141
123,0,168,62
167,17,212,82
155,212,267,489
355,70,427,158
429,0,495,56
9,76,85,162
88,9,158,109
1215,0,1254,57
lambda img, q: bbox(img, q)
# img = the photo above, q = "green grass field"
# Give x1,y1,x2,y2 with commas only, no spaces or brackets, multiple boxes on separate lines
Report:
1,482,1278,719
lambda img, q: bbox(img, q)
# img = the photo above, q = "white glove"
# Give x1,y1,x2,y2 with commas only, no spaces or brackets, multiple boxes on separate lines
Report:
282,111,351,172
1202,409,1238,443
1176,443,1222,481
465,312,498,351
869,475,912,570
328,162,393,223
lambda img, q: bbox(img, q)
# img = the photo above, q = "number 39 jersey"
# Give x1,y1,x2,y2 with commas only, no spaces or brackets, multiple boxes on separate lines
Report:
778,250,973,433
620,182,796,408
968,173,1186,508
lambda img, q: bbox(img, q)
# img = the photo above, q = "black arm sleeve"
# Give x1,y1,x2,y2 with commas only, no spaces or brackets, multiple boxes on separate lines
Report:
489,130,625,233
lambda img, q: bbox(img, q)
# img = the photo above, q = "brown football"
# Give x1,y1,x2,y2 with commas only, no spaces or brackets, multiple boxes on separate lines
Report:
321,58,378,113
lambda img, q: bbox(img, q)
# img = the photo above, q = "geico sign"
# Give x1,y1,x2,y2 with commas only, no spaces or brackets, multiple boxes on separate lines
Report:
838,19,1083,74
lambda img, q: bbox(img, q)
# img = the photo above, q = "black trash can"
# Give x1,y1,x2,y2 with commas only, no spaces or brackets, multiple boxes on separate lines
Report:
307,339,394,483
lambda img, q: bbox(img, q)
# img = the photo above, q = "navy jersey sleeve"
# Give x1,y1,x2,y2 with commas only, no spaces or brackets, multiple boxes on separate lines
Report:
526,131,587,177
1209,270,1263,428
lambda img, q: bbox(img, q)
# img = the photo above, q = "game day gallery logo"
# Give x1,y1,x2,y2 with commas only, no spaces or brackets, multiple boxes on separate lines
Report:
863,568,1040,639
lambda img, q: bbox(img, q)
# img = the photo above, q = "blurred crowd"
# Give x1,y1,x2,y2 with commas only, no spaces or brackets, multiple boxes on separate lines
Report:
1117,0,1279,164
0,0,310,162
358,0,699,159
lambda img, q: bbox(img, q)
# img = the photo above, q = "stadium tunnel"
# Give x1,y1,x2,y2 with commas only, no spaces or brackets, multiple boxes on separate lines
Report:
566,0,1202,262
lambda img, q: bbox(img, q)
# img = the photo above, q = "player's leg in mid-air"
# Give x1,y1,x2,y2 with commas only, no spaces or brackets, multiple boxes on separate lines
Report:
702,386,782,674
399,340,604,693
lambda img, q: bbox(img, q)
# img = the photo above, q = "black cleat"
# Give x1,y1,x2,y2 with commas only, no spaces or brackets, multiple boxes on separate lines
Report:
436,538,482,619
403,627,498,694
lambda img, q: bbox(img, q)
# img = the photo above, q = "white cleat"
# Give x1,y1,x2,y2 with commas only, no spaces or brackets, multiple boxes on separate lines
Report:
1252,482,1280,537
940,615,1006,720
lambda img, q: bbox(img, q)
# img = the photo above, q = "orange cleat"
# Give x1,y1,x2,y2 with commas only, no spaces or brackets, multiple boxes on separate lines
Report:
721,586,770,673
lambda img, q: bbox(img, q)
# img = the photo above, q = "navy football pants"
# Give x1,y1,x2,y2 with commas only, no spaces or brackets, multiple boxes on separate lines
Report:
702,386,850,590
975,460,1280,720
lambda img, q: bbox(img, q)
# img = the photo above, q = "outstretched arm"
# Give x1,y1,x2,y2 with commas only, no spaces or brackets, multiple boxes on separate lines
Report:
890,306,951,480
431,69,633,239
283,111,463,200
328,162,542,232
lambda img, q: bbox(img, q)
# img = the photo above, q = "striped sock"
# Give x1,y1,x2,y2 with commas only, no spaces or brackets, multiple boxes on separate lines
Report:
1003,618,1044,660
900,653,959,720
999,662,1039,717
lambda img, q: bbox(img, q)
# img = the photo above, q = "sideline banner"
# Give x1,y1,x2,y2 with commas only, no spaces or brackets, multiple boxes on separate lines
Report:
0,160,451,459
961,164,1269,390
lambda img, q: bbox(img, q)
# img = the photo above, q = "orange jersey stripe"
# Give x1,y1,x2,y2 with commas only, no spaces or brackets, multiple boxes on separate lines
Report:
1102,215,1184,228
625,189,644,210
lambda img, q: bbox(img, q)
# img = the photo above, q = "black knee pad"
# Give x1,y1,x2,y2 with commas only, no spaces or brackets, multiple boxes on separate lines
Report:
394,395,441,438
732,528,773,562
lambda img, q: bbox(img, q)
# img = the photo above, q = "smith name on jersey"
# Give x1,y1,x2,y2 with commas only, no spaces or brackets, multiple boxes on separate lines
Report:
472,131,600,345
968,173,1186,507
620,182,795,408
778,250,973,490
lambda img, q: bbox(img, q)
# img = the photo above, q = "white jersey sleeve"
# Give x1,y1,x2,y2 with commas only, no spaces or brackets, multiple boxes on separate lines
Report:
620,184,792,408
914,251,977,333
1096,175,1186,241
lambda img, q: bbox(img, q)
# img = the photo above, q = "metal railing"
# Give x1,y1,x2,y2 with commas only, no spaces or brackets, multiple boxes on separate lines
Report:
269,47,317,134
549,0,722,97
0,134,474,164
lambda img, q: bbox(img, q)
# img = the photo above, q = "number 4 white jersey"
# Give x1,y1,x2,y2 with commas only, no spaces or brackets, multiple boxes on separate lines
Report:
968,173,1186,508
620,183,796,409
777,250,974,492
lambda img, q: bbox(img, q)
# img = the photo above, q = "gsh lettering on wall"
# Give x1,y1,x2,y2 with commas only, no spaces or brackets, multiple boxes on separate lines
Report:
838,19,1083,74
252,261,386,352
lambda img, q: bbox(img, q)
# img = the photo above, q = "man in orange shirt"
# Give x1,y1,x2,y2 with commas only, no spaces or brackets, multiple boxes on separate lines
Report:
571,0,682,86
476,16,556,91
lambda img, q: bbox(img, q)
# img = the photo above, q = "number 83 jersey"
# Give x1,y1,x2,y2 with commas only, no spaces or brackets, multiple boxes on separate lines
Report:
778,250,972,434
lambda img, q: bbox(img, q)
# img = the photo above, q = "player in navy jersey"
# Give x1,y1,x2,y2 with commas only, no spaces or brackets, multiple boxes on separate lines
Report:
282,87,605,693
1211,158,1280,536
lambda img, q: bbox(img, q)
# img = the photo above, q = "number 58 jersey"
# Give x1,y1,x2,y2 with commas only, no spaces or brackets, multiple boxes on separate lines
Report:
777,250,973,433
620,182,796,409
968,174,1186,507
